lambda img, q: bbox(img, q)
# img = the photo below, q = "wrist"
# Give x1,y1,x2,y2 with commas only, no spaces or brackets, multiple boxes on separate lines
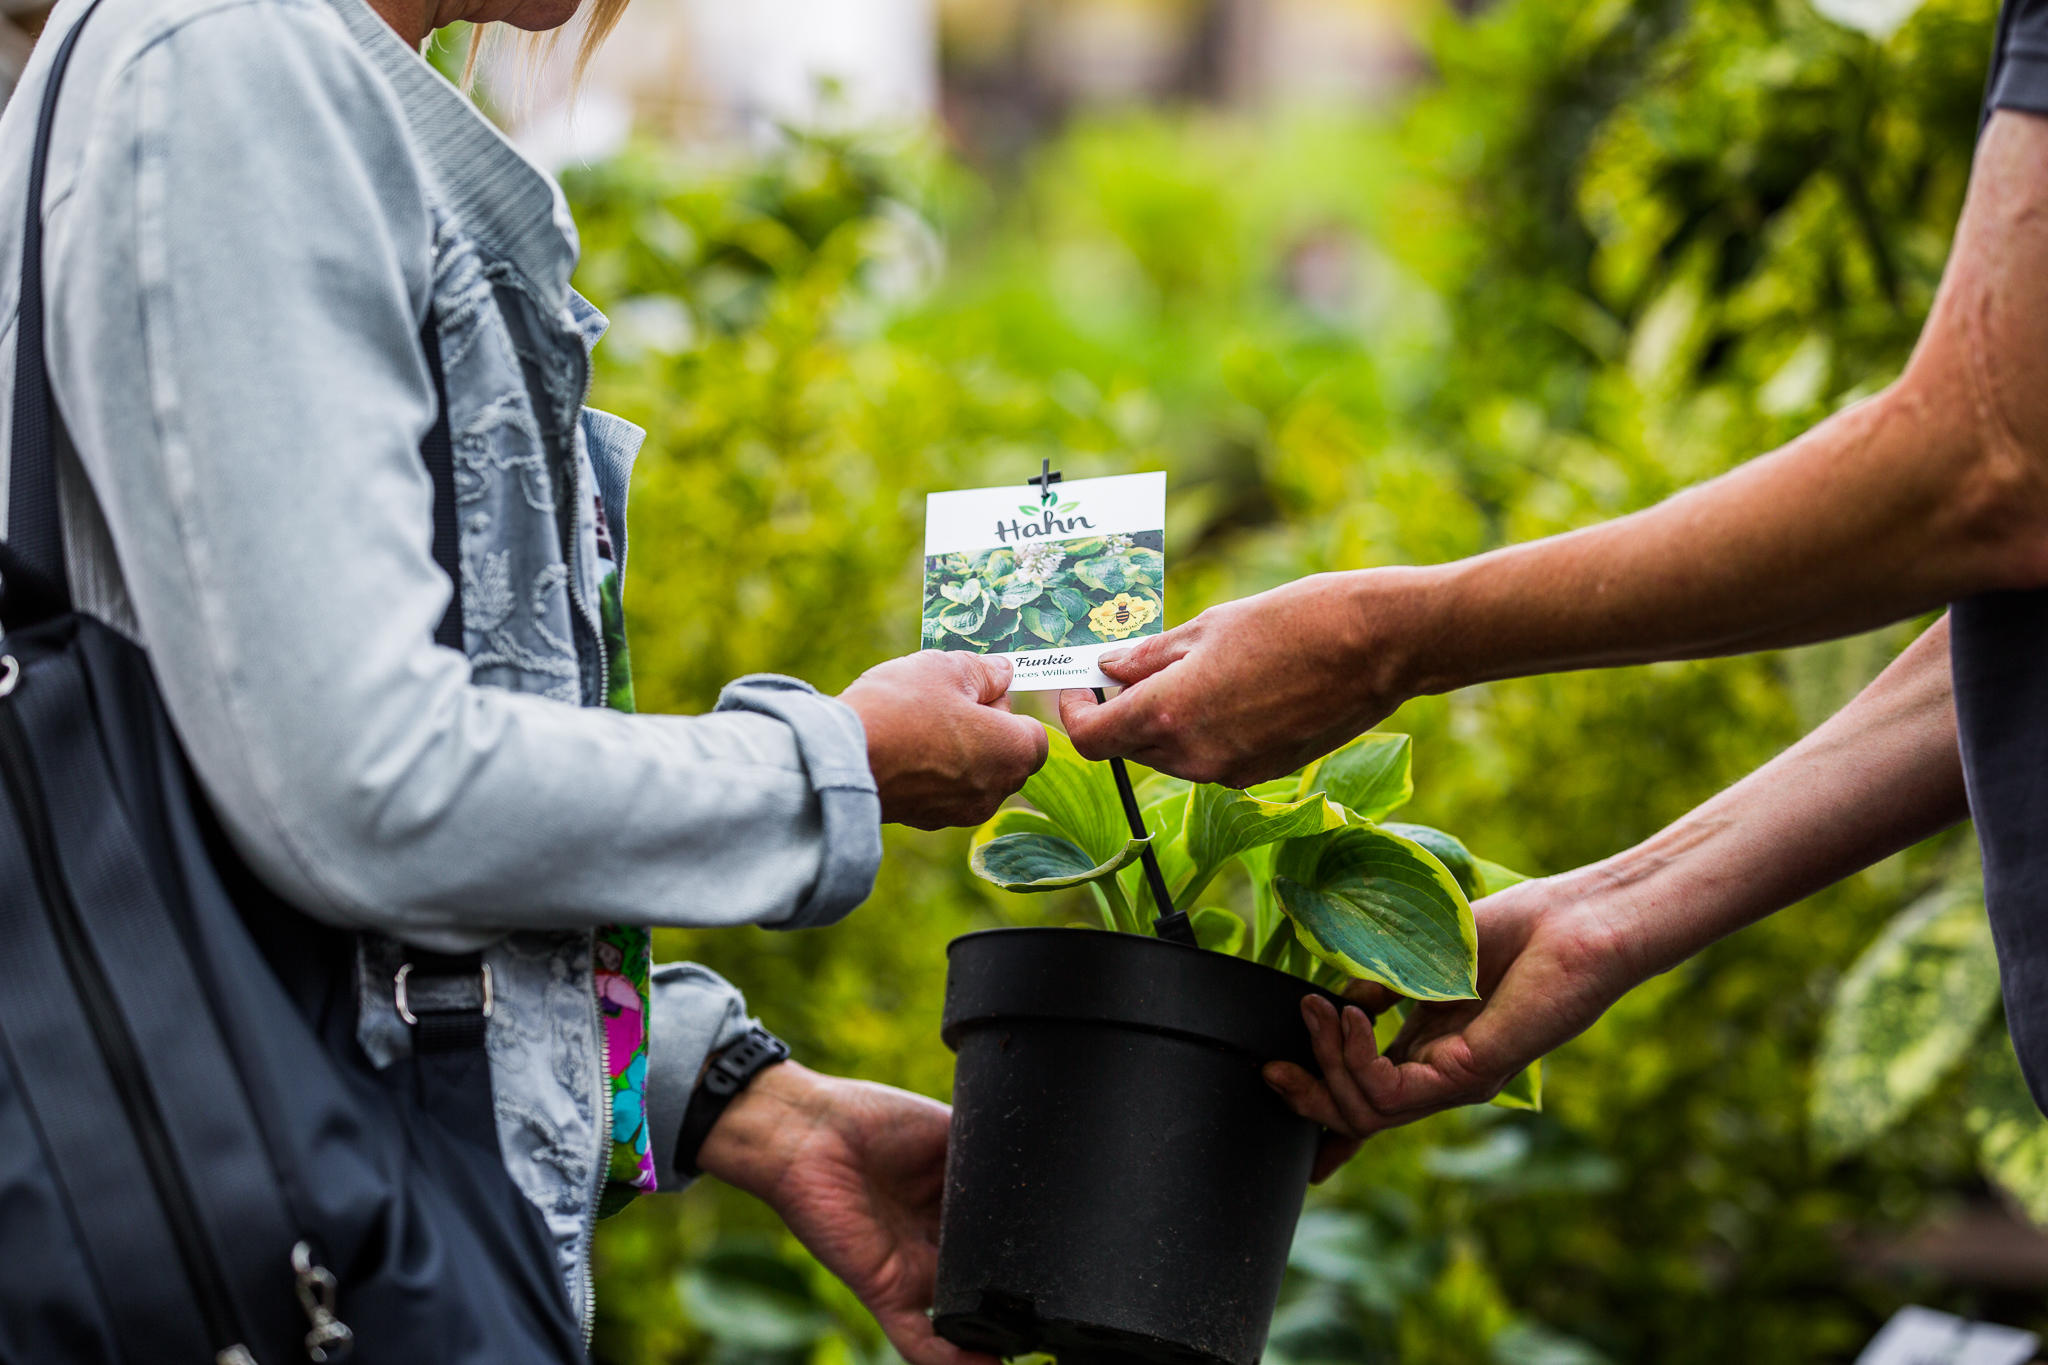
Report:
695,1061,831,1199
1341,565,1455,703
1569,831,1724,988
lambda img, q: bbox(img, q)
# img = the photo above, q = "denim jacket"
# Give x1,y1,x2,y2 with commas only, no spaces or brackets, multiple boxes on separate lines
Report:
0,0,883,1330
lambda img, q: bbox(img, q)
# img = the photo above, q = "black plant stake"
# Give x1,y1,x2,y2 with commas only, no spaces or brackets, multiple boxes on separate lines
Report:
1027,461,1195,947
1093,688,1196,946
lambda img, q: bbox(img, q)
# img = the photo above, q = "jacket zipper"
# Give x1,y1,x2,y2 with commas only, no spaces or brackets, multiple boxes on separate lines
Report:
0,696,256,1363
559,326,606,1356
580,935,610,1356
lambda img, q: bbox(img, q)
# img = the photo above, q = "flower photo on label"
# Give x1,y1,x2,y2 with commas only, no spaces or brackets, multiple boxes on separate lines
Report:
922,530,1165,655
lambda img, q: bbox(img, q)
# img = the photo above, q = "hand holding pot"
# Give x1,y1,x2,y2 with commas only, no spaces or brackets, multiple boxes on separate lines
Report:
1264,876,1636,1178
697,1062,999,1365
842,651,1049,830
1056,570,1422,788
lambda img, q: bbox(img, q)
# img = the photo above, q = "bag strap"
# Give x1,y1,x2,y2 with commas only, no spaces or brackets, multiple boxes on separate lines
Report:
0,0,102,625
2,5,463,645
6,0,489,1103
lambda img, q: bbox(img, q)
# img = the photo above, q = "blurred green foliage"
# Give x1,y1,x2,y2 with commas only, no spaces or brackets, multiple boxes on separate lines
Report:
567,0,2048,1360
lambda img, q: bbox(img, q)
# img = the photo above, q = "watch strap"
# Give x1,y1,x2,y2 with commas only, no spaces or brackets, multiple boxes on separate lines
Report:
673,1025,791,1180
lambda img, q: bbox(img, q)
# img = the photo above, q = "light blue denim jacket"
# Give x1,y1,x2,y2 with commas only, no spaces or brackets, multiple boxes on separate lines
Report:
0,0,884,1330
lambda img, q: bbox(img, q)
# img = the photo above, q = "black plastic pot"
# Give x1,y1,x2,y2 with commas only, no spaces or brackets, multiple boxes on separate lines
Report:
933,927,1343,1365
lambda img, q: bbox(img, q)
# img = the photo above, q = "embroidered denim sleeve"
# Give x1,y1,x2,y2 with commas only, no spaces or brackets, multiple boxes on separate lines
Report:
38,0,844,940
643,962,754,1192
714,675,882,929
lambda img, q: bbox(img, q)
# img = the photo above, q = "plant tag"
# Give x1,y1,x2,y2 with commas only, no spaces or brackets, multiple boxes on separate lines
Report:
923,472,1166,691
1854,1307,2038,1365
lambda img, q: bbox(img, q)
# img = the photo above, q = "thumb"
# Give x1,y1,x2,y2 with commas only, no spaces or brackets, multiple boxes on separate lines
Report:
954,651,1014,704
1097,627,1186,686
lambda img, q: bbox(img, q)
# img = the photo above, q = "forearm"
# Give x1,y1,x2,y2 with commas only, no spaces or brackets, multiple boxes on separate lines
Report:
1369,114,2048,702
1394,393,2014,692
1564,617,1968,983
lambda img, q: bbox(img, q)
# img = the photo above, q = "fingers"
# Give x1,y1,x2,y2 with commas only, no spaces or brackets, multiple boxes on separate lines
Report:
1260,1063,1367,1181
1001,710,1050,778
1056,630,1193,762
1056,687,1101,735
1311,1132,1362,1184
1301,996,1390,1138
1263,1061,1348,1130
1063,686,1153,762
953,651,1014,704
1343,978,1403,1016
877,1308,1001,1365
1097,627,1190,686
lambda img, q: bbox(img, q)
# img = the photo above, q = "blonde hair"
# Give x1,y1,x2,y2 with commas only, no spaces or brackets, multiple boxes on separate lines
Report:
458,0,630,98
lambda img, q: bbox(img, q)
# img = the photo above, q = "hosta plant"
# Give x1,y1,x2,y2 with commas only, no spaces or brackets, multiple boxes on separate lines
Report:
969,726,1541,1108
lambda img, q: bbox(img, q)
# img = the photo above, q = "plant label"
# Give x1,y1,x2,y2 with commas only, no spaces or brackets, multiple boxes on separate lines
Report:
1855,1307,2038,1365
923,471,1166,691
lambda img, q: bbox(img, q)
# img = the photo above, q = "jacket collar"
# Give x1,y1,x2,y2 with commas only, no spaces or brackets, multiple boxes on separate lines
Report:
322,0,579,310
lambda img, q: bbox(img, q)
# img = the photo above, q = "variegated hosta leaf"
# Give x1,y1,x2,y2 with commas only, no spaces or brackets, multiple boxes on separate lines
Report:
1182,785,1347,902
1273,826,1479,1002
1133,769,1192,808
1190,907,1248,955
970,832,1151,892
1018,725,1130,865
1131,791,1193,918
1296,733,1413,822
970,806,1064,852
1380,822,1481,901
1966,1033,2048,1227
1473,856,1533,897
1811,878,2000,1160
1493,1061,1542,1112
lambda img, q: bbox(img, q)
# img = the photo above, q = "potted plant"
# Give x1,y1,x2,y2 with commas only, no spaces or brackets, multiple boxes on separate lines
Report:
933,728,1535,1365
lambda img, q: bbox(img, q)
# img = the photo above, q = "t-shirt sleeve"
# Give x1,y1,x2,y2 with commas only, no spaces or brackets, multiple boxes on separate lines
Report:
1989,0,2048,114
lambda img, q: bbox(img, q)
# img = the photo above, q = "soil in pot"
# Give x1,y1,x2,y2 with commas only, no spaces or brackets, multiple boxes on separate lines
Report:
933,927,1344,1365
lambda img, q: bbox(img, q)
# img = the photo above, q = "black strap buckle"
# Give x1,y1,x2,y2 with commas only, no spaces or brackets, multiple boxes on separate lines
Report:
702,1027,790,1097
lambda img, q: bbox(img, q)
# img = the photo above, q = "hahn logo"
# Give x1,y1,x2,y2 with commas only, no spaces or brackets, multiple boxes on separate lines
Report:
993,499,1095,544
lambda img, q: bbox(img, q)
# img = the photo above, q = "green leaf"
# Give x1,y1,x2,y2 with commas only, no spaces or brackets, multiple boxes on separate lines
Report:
937,594,991,636
971,831,1152,892
1181,785,1347,902
1049,586,1095,621
1298,733,1413,821
1473,857,1533,897
1966,1035,2048,1227
1133,769,1192,807
1493,1060,1542,1111
939,577,982,605
998,577,1044,609
1017,503,1040,516
1134,789,1193,917
1812,877,2000,1160
983,548,1018,578
1191,906,1247,955
1019,602,1070,644
1019,725,1130,865
1273,826,1479,1001
677,1247,833,1351
1380,823,1481,900
970,805,1065,851
1073,556,1128,593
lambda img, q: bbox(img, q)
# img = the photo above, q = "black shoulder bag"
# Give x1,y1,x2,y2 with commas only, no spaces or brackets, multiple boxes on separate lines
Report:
0,6,584,1361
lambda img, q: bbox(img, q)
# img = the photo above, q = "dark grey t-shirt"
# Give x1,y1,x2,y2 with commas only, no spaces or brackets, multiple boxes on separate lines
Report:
1955,0,2048,1113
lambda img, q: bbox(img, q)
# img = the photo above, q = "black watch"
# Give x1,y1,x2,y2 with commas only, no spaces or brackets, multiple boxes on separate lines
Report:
674,1025,791,1179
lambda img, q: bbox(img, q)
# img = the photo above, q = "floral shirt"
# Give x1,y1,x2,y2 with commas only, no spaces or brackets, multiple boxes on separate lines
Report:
587,489,657,1211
